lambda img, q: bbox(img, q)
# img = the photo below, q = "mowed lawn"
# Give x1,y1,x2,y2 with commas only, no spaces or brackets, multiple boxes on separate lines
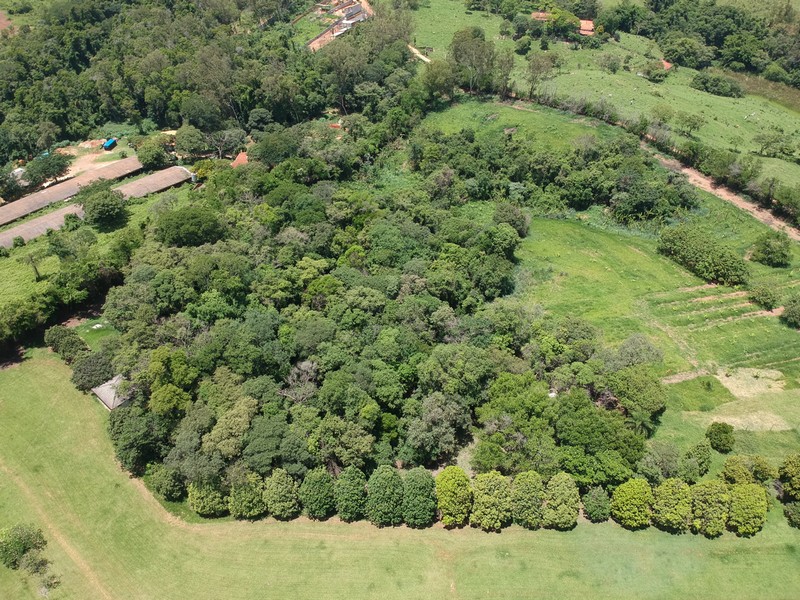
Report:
1,351,799,599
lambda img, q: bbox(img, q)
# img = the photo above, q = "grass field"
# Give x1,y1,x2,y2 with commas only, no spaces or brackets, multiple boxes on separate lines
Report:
2,349,800,600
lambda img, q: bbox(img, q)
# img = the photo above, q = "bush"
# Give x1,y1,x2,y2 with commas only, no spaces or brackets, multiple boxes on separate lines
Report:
0,524,46,569
334,466,367,522
658,224,749,286
751,231,791,268
43,325,88,364
147,463,185,501
748,285,780,310
366,465,404,527
402,467,437,528
229,473,267,519
784,501,800,528
690,72,743,98
137,138,170,170
188,482,228,517
611,478,653,529
683,440,712,478
512,471,544,529
156,205,225,247
82,189,127,231
12,236,25,248
706,422,735,453
727,483,767,536
23,152,72,187
582,486,610,523
299,468,336,520
691,480,729,537
652,478,691,532
70,350,115,391
542,472,580,530
780,454,800,501
470,471,513,531
782,294,800,329
263,468,300,520
436,466,472,528
722,454,777,485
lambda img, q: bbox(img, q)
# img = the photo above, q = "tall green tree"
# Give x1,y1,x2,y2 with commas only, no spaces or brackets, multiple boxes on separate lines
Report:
436,466,473,527
366,465,404,527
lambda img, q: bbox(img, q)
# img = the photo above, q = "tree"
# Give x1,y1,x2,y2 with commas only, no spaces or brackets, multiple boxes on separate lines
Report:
201,397,259,460
527,53,555,98
156,206,225,247
721,455,777,485
682,440,712,481
23,152,71,187
780,454,800,501
728,483,767,537
334,466,367,522
706,422,735,453
611,478,653,529
674,111,705,136
0,524,46,569
512,471,544,529
366,465,405,527
784,502,800,529
70,350,115,391
228,472,267,519
691,480,729,537
423,60,457,100
147,463,184,501
582,486,611,523
652,478,691,533
309,415,375,472
436,466,473,527
448,27,496,93
752,231,792,268
175,124,208,157
188,482,228,517
470,471,513,531
207,128,246,159
137,138,170,170
299,468,336,520
263,468,300,520
149,383,192,417
402,467,437,528
542,472,580,530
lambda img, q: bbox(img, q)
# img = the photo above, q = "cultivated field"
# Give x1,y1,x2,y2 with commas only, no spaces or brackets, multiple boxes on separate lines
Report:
1,350,800,600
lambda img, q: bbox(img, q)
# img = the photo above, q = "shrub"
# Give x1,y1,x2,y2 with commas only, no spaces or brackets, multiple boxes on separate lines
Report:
722,455,777,485
582,486,610,523
402,467,437,528
706,422,735,453
436,466,472,528
0,524,46,569
751,231,792,268
187,482,228,517
784,502,800,528
690,72,743,98
82,189,127,231
366,465,404,527
263,468,300,520
70,350,115,391
156,206,225,247
470,471,513,531
691,480,729,537
44,325,89,364
611,478,653,529
728,483,767,536
748,285,780,310
12,236,25,248
780,454,800,501
137,138,170,170
652,478,691,532
229,473,267,519
782,294,800,329
334,466,367,522
299,468,336,520
147,463,185,501
683,440,712,478
512,471,544,529
658,224,749,286
542,472,580,530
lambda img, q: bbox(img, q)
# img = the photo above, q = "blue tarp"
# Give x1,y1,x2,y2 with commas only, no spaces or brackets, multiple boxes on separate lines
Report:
103,138,117,151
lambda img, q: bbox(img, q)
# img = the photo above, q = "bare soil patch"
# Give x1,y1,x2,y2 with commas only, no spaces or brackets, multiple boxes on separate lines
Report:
716,368,785,399
0,10,11,30
698,411,792,432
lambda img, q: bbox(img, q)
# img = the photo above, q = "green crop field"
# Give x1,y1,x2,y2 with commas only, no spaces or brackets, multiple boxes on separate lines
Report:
1,349,800,600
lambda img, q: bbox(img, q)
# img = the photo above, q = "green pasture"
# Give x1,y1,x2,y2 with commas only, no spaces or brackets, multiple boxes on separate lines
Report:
2,349,800,600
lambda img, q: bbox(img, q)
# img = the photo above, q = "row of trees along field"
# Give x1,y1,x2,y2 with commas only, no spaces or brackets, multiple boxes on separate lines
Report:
141,453,800,537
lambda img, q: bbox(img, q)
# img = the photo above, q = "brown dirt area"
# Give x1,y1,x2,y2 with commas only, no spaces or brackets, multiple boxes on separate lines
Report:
0,10,11,30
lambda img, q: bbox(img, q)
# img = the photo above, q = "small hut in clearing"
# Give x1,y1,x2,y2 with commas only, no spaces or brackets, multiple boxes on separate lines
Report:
92,375,126,410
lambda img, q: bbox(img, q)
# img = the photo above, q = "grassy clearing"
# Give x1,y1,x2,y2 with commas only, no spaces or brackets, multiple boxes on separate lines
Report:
72,317,118,351
2,350,800,600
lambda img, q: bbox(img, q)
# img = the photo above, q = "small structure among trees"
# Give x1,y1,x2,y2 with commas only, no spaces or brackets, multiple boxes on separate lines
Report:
91,375,126,410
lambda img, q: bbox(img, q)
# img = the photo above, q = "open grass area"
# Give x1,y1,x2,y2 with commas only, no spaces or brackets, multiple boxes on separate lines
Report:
2,349,800,600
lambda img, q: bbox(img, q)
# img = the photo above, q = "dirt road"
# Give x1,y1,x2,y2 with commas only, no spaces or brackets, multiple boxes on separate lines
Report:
408,44,431,63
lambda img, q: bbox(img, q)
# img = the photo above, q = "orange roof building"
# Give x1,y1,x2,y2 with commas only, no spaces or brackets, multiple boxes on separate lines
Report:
231,151,249,168
579,20,594,36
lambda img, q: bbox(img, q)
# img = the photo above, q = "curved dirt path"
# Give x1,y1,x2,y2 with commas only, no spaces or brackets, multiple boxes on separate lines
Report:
0,459,114,599
408,44,431,63
652,153,800,242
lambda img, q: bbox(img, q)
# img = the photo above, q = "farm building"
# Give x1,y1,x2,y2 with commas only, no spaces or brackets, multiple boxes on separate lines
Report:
91,375,126,410
231,151,249,168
